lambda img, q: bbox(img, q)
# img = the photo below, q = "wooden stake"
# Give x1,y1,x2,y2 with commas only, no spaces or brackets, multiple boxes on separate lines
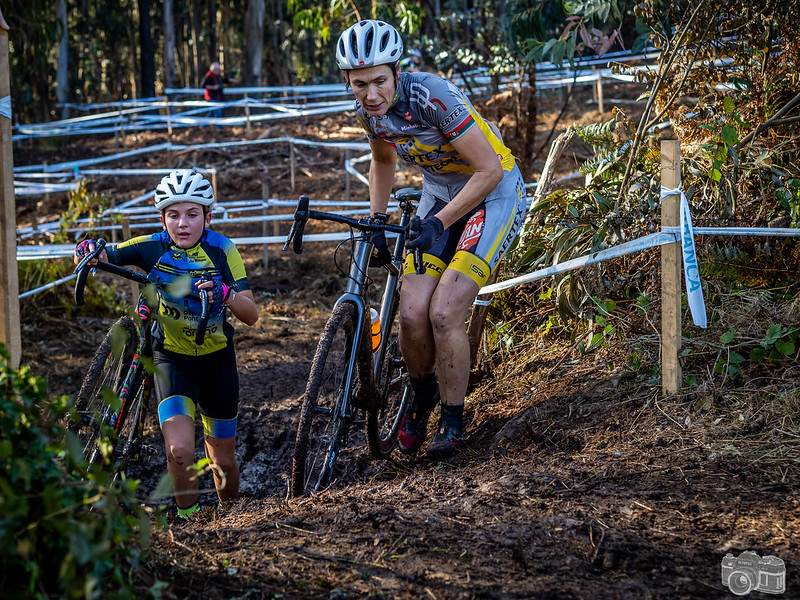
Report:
0,10,22,367
290,141,296,191
120,218,139,303
661,140,682,396
261,181,269,269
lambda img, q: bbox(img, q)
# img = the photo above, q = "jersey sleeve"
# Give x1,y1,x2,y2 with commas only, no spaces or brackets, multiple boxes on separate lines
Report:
106,234,159,272
421,77,476,141
220,238,250,292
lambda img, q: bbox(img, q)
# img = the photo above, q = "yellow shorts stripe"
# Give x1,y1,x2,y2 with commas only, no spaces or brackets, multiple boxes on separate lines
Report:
449,251,492,287
403,253,447,280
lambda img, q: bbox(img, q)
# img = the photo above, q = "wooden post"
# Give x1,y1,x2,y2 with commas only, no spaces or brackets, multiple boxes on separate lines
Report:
120,218,139,303
0,10,22,368
596,73,604,114
261,181,269,269
661,140,682,396
244,93,251,135
344,149,351,205
289,140,296,191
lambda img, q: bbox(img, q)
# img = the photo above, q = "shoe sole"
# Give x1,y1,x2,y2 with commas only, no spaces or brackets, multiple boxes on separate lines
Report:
426,442,462,459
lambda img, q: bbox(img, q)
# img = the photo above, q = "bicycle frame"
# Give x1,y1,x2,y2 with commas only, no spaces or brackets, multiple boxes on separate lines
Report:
331,198,413,417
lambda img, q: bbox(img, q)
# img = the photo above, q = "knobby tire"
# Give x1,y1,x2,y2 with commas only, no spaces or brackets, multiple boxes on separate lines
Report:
292,302,357,497
366,289,411,459
70,316,138,471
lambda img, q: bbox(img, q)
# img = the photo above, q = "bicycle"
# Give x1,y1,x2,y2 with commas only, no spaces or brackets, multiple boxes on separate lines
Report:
69,239,211,478
284,188,423,497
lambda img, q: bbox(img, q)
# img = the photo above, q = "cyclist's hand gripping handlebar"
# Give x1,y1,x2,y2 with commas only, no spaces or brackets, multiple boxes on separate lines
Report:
407,216,426,275
73,238,108,306
283,195,310,255
195,274,211,346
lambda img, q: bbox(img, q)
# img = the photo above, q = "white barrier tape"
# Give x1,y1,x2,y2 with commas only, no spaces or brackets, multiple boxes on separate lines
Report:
662,225,800,237
479,231,679,295
19,273,77,299
662,186,707,328
0,96,10,119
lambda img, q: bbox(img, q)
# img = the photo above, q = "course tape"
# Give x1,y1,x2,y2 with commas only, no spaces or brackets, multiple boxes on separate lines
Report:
479,232,679,295
663,185,706,328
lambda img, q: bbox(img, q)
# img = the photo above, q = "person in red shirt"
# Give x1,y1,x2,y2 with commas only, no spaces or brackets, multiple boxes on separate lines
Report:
201,61,238,123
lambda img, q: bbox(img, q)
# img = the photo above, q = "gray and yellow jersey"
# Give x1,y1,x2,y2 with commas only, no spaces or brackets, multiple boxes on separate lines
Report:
354,71,516,197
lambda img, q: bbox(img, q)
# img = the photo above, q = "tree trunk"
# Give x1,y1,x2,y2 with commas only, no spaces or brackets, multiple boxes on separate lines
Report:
244,0,265,86
163,0,176,89
207,0,217,65
56,0,69,118
128,1,140,99
138,0,156,97
192,0,203,83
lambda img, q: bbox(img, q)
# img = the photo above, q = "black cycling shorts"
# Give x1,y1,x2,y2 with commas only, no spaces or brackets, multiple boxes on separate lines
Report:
153,343,239,439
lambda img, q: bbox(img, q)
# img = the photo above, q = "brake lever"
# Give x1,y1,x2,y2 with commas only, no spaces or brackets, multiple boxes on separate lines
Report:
407,216,426,275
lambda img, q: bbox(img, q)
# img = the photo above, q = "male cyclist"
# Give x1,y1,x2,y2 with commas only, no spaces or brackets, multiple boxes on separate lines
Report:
336,20,527,458
74,170,259,518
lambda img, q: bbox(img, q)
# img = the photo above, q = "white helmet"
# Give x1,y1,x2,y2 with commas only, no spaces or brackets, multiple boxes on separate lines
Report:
154,170,214,211
336,20,403,70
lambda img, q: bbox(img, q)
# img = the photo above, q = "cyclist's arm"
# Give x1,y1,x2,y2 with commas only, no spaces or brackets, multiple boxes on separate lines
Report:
368,138,397,215
225,289,258,326
431,125,503,229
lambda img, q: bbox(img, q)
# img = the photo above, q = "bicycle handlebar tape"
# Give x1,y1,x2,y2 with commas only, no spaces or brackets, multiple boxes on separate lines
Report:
293,195,310,255
73,238,107,306
195,275,211,346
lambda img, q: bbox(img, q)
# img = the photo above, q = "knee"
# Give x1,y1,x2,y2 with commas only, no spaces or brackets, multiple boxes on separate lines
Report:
166,441,194,466
400,307,429,335
429,302,458,336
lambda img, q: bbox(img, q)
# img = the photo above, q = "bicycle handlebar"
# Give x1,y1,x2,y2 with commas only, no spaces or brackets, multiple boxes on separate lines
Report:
283,190,425,274
196,275,211,346
73,237,212,344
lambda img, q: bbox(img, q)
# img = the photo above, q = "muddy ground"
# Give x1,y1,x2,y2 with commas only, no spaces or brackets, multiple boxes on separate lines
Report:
17,82,800,599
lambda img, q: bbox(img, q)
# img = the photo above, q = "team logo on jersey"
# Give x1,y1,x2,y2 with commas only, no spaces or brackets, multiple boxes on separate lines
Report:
404,111,413,121
409,82,447,111
457,209,485,252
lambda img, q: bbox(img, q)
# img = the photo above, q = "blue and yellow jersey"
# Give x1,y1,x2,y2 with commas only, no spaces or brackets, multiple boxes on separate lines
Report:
354,71,515,193
106,229,249,356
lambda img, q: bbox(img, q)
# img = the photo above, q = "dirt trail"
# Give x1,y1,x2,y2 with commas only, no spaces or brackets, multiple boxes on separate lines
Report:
19,88,800,599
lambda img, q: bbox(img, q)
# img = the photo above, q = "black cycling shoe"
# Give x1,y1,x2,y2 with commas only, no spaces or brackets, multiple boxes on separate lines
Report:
426,420,463,459
397,401,434,454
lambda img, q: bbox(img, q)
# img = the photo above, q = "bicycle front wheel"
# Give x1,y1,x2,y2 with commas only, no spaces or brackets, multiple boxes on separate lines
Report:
70,316,138,466
366,293,411,459
109,372,150,475
292,302,357,497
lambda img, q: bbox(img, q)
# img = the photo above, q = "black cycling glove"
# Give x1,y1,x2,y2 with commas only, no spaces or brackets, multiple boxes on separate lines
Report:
406,216,444,253
369,231,393,267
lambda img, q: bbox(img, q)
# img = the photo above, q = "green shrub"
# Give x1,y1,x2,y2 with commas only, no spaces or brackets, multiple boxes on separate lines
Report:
0,344,159,600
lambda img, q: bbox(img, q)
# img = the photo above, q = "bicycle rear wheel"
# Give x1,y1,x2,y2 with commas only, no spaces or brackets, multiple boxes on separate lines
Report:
292,302,357,497
70,316,138,467
366,293,411,459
